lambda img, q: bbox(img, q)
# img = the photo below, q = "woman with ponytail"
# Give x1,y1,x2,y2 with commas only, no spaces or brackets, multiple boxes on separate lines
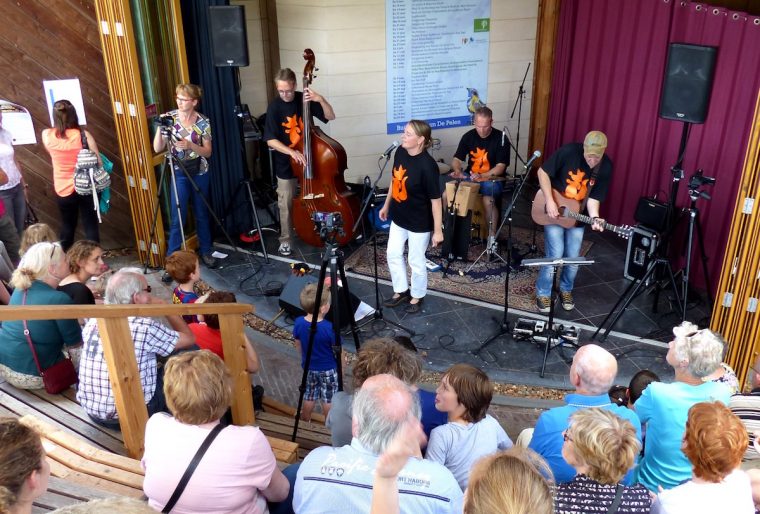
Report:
0,418,50,514
41,100,102,250
0,241,82,389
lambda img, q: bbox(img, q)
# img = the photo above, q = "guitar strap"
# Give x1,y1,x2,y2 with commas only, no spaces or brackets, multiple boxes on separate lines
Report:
579,163,601,216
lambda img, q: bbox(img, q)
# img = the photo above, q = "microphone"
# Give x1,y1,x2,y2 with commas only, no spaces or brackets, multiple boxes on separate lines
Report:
524,150,542,169
381,141,399,158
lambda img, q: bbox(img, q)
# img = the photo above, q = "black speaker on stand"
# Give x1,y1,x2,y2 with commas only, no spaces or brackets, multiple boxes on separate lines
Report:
208,5,250,67
659,43,717,124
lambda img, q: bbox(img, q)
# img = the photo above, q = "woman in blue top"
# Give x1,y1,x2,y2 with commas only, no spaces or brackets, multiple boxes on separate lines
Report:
635,322,733,492
0,241,82,389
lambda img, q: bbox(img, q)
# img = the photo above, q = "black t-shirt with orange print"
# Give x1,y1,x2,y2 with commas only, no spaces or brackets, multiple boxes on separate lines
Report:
542,142,613,207
263,91,327,179
388,147,441,233
453,127,509,174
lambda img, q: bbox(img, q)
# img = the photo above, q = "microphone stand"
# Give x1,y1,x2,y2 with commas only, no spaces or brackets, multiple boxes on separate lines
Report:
509,62,531,176
473,149,536,356
350,154,414,336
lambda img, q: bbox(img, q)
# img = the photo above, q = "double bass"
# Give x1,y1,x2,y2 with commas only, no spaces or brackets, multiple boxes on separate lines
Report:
291,49,359,247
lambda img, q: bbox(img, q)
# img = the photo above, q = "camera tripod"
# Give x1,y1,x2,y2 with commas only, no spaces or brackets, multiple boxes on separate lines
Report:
143,127,241,273
292,232,362,440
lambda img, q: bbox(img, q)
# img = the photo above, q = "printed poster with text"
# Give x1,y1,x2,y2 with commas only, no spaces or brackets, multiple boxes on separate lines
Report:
386,0,491,134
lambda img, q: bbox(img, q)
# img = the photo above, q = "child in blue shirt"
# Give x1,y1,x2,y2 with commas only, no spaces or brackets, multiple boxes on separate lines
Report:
293,282,340,421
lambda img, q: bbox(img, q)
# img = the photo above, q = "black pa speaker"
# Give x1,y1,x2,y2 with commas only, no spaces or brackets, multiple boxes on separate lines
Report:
659,43,717,124
624,226,659,281
208,6,249,67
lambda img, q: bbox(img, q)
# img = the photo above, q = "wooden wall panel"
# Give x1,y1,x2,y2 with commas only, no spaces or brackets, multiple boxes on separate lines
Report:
0,0,134,249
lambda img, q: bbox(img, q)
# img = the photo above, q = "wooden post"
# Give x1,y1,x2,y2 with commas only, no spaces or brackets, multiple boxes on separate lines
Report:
219,313,255,426
529,0,562,158
96,317,148,459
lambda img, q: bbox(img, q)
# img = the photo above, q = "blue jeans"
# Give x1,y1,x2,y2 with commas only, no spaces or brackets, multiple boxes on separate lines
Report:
535,224,585,297
0,183,26,234
167,171,212,256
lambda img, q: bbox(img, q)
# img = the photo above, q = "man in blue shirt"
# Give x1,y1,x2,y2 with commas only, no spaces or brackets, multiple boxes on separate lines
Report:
528,344,642,484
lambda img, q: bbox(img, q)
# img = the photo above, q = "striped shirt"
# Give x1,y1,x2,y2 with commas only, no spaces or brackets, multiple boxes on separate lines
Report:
555,474,652,513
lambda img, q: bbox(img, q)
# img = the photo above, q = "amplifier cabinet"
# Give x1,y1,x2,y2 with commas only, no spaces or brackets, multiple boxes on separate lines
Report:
625,226,659,281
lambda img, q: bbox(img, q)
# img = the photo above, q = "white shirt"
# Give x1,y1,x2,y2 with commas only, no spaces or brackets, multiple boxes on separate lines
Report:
653,469,755,514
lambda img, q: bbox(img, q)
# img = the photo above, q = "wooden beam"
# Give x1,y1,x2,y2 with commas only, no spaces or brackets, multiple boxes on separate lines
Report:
0,302,250,321
219,313,255,426
529,0,562,158
96,317,148,459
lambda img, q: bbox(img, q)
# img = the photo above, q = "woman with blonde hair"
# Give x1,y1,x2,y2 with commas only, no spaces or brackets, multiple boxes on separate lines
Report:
142,350,288,513
152,83,215,273
41,100,102,250
556,408,651,513
654,401,754,513
19,223,56,256
635,321,732,492
0,242,82,389
0,418,50,514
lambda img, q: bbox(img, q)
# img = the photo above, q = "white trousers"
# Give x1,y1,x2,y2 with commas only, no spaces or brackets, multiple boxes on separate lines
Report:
387,222,431,299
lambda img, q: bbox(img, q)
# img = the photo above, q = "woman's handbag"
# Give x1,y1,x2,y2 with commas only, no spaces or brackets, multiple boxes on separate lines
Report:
74,129,111,195
21,291,79,394
24,202,39,228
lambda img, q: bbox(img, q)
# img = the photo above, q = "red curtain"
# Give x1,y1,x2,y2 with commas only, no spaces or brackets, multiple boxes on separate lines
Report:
545,0,760,291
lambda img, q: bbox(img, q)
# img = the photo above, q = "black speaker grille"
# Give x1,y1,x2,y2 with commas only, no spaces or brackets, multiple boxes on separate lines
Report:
209,6,249,67
659,43,717,124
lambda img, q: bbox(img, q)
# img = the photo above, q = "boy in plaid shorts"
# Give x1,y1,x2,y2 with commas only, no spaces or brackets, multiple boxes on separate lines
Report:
293,282,341,421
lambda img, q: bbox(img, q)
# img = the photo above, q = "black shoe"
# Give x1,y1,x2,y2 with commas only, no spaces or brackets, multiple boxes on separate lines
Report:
161,271,172,284
201,254,217,268
405,297,424,314
383,290,410,307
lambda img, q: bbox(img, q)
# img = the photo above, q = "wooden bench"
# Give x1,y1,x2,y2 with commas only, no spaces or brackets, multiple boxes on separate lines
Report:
256,411,332,460
33,476,127,513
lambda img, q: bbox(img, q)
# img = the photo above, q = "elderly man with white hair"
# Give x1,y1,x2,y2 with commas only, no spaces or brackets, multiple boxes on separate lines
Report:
528,343,642,484
636,321,732,492
77,269,195,429
294,374,462,513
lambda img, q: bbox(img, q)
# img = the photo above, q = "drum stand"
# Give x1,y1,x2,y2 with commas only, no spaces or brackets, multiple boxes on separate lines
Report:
292,234,362,438
522,257,593,377
464,177,512,273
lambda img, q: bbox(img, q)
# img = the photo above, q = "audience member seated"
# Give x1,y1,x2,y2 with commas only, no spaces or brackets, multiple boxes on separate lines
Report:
77,270,195,428
142,350,289,512
425,363,513,489
295,374,463,513
0,418,50,514
370,418,554,514
528,344,641,484
191,291,264,410
0,242,82,390
165,249,202,323
635,322,732,492
326,337,446,447
19,223,56,257
703,343,740,394
653,401,754,513
57,240,106,305
730,353,760,467
555,408,652,513
627,370,659,408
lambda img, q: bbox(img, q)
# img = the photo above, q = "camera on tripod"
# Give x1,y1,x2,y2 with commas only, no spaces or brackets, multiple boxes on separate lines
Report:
312,211,344,240
688,169,716,189
156,114,174,128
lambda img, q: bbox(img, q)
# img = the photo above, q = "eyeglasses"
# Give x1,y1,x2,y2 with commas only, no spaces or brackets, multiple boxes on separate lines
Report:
176,97,194,103
49,242,61,261
143,285,152,293
562,430,573,443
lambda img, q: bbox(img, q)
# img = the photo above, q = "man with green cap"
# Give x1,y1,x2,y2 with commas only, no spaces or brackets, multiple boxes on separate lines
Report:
534,130,613,313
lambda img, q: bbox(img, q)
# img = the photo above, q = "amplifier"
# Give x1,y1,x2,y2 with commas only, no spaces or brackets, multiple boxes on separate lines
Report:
624,226,659,281
634,197,668,232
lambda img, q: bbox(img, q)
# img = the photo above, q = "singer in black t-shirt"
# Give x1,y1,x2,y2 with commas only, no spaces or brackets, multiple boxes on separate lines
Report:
379,120,443,314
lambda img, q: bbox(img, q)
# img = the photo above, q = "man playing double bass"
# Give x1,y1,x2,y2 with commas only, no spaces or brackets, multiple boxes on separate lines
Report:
534,130,612,313
264,68,336,256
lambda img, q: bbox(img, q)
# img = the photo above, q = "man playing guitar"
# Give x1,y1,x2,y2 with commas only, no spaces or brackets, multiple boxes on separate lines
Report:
534,131,612,313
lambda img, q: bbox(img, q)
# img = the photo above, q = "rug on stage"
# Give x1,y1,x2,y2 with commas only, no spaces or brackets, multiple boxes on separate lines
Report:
344,226,593,312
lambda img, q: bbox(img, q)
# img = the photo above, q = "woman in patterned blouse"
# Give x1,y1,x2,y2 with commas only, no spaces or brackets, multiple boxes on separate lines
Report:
555,408,652,514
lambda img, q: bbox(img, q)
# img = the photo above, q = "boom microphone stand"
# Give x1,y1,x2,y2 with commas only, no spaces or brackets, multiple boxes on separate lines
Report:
349,153,414,336
510,62,531,176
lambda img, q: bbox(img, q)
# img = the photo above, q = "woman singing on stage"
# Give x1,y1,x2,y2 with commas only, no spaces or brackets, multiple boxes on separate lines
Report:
379,120,443,314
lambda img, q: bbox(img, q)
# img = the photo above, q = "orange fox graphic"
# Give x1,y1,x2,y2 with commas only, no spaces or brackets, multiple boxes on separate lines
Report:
469,147,490,174
392,165,409,202
563,169,588,200
281,115,303,147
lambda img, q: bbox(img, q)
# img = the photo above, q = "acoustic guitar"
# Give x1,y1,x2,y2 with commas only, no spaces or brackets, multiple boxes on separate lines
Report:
531,189,632,239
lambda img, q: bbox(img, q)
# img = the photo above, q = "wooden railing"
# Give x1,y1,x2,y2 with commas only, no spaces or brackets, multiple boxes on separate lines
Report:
0,303,252,459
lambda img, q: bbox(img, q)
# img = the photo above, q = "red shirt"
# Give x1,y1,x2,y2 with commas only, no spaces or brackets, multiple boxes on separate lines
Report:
189,323,223,358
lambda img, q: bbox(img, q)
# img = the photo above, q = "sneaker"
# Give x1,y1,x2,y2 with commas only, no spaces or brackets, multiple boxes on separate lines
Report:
161,271,173,284
560,291,575,311
201,254,217,268
536,295,551,313
278,243,292,256
383,290,410,307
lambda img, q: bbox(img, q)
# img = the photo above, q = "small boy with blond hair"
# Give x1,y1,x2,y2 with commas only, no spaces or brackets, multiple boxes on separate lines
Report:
426,363,513,490
293,282,340,421
165,250,202,323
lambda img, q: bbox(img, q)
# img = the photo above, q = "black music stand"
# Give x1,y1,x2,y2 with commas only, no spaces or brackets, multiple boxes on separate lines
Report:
522,257,593,377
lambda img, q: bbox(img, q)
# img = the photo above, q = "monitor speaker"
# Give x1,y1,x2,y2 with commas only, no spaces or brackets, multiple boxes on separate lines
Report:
208,6,249,67
278,274,360,329
624,226,659,281
659,43,717,124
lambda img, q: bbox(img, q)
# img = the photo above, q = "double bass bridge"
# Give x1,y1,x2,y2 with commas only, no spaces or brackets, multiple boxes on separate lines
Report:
302,193,325,200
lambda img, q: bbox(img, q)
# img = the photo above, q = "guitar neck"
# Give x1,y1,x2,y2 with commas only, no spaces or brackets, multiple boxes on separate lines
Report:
566,210,622,235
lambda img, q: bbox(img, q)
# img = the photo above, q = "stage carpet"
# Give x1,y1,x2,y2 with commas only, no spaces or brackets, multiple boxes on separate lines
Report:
344,226,593,312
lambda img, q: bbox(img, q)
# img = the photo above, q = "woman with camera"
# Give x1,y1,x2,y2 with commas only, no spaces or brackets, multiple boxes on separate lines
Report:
153,84,215,275
41,99,102,250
